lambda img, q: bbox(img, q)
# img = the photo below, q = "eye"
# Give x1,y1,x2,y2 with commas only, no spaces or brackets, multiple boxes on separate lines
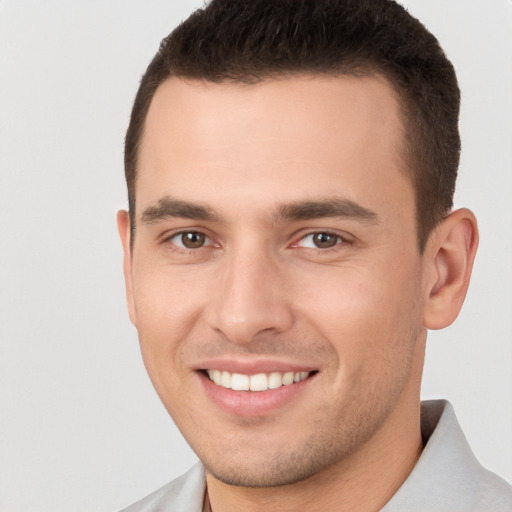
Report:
296,232,343,249
169,231,211,249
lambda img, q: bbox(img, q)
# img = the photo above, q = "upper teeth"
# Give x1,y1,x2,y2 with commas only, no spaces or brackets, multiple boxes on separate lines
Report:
207,370,310,391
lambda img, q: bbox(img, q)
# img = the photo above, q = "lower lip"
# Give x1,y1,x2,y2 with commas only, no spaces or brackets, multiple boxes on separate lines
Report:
198,372,315,417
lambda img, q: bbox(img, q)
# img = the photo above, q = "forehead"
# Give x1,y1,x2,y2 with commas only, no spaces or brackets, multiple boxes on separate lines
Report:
137,74,412,222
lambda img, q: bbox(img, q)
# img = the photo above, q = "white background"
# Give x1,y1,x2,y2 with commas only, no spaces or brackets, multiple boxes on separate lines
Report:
0,1,510,511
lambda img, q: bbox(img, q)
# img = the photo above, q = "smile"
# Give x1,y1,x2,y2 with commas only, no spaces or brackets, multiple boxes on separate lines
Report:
206,370,311,392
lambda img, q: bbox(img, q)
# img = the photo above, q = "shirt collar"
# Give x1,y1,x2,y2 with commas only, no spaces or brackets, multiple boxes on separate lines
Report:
382,399,484,510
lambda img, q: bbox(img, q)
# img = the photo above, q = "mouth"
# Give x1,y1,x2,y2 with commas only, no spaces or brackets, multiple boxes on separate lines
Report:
202,369,315,391
197,361,318,416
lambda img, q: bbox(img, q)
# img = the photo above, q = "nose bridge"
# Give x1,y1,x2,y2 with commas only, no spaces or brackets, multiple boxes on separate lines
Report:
206,239,293,343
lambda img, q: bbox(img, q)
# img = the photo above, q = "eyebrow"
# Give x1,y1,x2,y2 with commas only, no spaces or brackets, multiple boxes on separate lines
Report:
274,198,379,223
140,196,378,225
141,197,219,223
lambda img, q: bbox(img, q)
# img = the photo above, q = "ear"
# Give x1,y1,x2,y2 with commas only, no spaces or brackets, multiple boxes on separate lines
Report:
117,210,137,326
422,208,479,330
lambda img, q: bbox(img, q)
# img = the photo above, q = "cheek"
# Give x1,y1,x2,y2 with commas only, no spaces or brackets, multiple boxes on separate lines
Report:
292,259,423,372
133,264,206,329
130,270,204,421
130,267,207,380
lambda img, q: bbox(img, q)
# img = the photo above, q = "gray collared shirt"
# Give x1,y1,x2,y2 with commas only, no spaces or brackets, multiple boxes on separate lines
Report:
121,400,512,511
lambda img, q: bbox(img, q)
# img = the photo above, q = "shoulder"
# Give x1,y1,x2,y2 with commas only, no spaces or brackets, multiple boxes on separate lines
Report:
119,463,206,512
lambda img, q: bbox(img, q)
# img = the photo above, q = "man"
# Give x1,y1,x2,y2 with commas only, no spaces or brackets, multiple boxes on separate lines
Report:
117,0,512,510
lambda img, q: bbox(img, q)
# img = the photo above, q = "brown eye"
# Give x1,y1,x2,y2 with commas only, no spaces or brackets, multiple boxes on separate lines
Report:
312,232,339,248
179,231,207,249
295,232,343,250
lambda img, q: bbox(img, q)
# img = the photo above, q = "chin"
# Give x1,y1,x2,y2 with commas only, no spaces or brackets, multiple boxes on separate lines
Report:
200,440,351,489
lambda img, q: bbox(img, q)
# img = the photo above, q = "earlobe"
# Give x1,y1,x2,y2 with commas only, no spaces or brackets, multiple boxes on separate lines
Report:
117,210,137,326
422,208,479,330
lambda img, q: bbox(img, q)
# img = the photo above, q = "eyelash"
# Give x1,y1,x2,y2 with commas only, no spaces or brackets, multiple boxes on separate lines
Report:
162,230,217,253
161,229,351,255
292,231,347,251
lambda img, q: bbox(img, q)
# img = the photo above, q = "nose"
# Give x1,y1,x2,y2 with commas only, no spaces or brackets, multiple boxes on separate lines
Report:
205,246,294,344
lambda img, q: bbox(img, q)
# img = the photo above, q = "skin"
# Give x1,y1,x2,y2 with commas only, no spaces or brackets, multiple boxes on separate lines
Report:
118,75,478,511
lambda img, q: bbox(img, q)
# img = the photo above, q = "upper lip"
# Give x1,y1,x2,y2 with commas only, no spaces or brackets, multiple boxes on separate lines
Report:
196,357,317,375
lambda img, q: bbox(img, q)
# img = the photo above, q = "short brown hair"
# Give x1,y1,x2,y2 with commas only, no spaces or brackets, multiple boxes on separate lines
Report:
125,0,460,251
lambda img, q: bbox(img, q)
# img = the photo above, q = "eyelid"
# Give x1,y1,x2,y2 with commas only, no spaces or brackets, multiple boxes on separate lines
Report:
290,229,353,250
159,227,353,252
173,232,211,248
161,228,219,250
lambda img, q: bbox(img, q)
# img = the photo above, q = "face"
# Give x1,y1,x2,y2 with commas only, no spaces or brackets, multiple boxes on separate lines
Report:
120,75,429,487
